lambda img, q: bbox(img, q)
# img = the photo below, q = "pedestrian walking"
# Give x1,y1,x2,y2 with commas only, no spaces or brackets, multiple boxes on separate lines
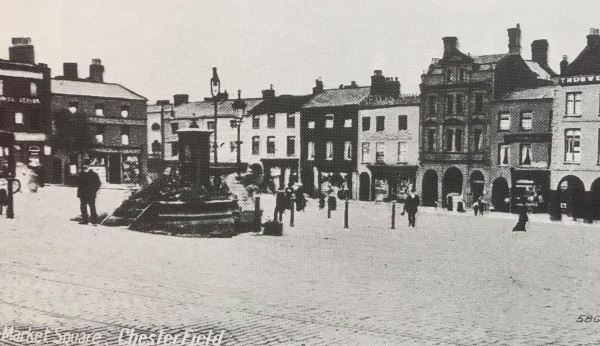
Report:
295,185,306,212
274,188,287,222
472,199,480,216
512,207,529,232
403,191,420,227
477,196,485,215
77,160,102,225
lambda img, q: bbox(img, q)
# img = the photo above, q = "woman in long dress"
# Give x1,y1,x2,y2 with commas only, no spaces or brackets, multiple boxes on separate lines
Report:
512,207,529,232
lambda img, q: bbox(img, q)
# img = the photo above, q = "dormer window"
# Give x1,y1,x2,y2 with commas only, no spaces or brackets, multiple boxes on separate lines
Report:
445,69,453,83
325,114,334,128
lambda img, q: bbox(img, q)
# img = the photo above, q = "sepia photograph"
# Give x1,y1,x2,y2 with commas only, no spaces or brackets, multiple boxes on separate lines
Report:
1,1,600,345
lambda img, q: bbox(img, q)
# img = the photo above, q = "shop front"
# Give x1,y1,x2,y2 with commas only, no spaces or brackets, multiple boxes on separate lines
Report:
367,165,418,202
261,158,299,191
510,168,550,213
85,148,142,184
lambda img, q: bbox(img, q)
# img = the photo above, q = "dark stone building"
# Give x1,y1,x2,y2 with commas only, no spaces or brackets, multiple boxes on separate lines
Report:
418,24,554,209
51,60,148,184
0,38,52,176
489,86,554,213
300,73,402,198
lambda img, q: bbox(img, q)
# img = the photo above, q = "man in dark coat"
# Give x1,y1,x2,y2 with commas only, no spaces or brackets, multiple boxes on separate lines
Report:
403,191,420,227
274,188,287,222
77,160,102,225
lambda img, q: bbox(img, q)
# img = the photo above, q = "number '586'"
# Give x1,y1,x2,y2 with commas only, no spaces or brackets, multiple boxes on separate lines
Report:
576,315,600,322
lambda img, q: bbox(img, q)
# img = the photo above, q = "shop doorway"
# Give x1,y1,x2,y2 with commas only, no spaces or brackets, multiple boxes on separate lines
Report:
359,172,370,201
491,177,510,212
442,167,462,207
421,169,438,206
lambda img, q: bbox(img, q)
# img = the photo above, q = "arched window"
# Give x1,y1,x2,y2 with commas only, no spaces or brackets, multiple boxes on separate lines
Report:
30,82,37,97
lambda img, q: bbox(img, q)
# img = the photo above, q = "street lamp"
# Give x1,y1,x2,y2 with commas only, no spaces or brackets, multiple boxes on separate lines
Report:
210,67,221,164
231,90,247,176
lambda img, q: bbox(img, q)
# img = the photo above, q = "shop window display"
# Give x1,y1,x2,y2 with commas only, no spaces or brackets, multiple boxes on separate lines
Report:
122,155,140,183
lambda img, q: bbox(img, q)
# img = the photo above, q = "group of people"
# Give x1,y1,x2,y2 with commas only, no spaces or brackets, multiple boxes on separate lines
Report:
273,184,307,222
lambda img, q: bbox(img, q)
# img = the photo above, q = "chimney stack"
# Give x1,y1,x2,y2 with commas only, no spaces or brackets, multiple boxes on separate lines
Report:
313,78,324,95
531,39,549,67
587,28,600,47
370,69,386,95
508,24,521,54
173,94,189,106
262,84,275,99
442,37,459,53
560,55,569,76
9,37,35,64
63,63,78,80
89,59,104,83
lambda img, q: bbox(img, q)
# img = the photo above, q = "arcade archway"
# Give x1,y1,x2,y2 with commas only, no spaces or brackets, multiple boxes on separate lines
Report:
442,167,463,207
491,177,510,212
557,175,585,218
421,169,438,206
590,178,600,220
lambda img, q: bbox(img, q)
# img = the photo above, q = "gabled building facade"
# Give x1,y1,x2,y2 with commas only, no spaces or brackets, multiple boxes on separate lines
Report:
550,28,600,220
247,86,311,190
0,38,52,178
51,60,148,184
418,24,553,208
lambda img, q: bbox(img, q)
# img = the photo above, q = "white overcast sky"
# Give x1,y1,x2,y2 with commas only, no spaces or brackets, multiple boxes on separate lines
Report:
2,0,599,103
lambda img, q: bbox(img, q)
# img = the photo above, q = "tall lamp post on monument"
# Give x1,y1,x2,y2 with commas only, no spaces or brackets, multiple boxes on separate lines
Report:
231,90,247,176
210,67,221,165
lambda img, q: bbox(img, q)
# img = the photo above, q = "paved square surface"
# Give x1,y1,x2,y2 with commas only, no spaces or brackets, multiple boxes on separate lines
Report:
1,187,599,345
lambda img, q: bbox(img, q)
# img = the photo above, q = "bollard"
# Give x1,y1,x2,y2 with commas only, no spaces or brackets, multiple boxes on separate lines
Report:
391,201,396,229
254,196,261,232
327,199,331,218
344,199,349,228
6,174,20,219
290,196,295,227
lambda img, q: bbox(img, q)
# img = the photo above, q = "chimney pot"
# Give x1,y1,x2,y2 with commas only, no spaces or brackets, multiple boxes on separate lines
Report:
560,55,569,76
262,87,275,99
313,78,324,95
89,59,104,83
587,28,600,46
9,37,35,64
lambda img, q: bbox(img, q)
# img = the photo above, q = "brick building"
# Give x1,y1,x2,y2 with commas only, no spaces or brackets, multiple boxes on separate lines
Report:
418,24,554,208
50,60,148,184
550,28,600,220
489,86,555,213
0,38,52,177
357,94,420,201
247,86,311,190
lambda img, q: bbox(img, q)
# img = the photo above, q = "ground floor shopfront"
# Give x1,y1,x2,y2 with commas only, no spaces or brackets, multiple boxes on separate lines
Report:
357,165,417,201
489,168,550,213
261,158,299,191
53,146,146,185
301,161,356,199
417,164,490,209
13,132,51,182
